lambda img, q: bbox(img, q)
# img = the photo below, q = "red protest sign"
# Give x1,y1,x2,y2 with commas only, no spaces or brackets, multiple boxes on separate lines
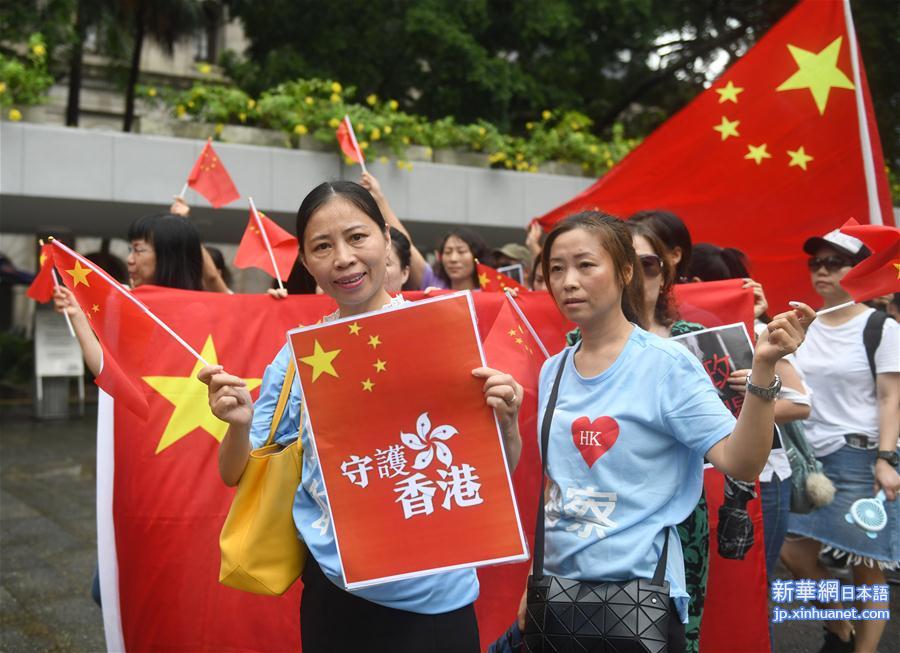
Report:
287,292,527,588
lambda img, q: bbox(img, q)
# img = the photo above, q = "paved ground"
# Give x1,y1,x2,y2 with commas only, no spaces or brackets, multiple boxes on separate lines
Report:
0,405,896,652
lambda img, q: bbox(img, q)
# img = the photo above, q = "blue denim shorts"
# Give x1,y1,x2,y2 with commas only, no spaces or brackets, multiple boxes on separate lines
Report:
787,444,899,567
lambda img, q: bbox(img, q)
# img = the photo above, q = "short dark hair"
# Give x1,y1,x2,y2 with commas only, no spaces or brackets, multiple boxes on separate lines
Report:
127,213,203,290
388,227,411,270
435,228,490,287
296,181,386,250
688,243,750,281
628,210,692,282
542,212,647,329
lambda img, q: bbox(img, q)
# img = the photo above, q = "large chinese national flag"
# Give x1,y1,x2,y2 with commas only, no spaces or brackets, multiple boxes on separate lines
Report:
287,293,527,588
536,0,893,311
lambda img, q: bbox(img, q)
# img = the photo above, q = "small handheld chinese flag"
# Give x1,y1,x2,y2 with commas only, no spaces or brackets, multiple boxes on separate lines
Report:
476,262,528,293
233,208,299,282
838,218,900,302
336,115,367,172
27,243,56,302
186,140,240,208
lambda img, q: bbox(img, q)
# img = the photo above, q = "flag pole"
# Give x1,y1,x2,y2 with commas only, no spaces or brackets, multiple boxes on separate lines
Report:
248,197,285,291
343,115,369,175
504,290,551,358
178,182,188,199
40,239,76,338
48,238,211,367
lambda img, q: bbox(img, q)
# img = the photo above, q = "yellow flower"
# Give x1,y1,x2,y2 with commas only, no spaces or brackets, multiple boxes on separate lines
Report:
247,98,256,109
147,86,157,97
401,136,410,145
405,162,413,171
515,152,525,161
516,162,528,171
294,124,308,135
478,127,486,136
526,122,534,131
370,128,381,141
378,156,389,164
589,144,598,154
8,108,22,121
328,118,340,128
529,164,538,173
606,158,614,168
504,160,513,169
305,96,314,105
396,160,406,170
187,100,195,109
215,123,224,135
383,125,392,135
357,123,365,132
570,122,579,131
31,43,46,58
388,99,399,111
424,147,433,157
0,82,7,94
360,141,369,150
238,112,247,123
197,63,212,74
366,94,378,106
330,93,341,104
176,105,186,118
541,110,551,121
331,82,342,93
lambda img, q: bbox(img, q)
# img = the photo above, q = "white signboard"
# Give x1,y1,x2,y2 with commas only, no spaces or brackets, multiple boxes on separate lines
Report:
34,310,84,377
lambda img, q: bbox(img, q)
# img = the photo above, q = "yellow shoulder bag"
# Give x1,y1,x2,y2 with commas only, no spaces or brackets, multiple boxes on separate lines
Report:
219,359,308,595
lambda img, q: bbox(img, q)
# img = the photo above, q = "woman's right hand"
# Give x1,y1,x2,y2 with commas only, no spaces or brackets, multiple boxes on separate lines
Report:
198,365,253,427
52,285,83,318
359,171,382,199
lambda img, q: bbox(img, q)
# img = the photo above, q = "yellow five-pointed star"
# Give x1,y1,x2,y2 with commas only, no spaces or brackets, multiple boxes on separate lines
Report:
367,335,381,349
515,337,523,345
716,81,743,104
373,359,387,372
92,304,100,312
66,261,92,287
507,329,517,337
745,144,772,165
787,146,814,171
893,262,900,279
39,252,47,267
478,272,490,288
348,322,362,335
361,378,375,392
776,36,854,115
300,340,341,382
713,116,740,141
143,336,261,454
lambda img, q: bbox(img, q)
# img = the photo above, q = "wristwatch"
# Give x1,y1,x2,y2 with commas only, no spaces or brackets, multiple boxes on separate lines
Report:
876,450,899,467
745,373,782,401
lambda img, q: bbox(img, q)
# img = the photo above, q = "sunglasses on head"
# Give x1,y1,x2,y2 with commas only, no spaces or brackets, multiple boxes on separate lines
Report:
639,254,663,279
807,255,852,272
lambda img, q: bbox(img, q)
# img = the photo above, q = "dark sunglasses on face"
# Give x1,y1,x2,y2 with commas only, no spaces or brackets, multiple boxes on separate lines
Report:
639,254,663,279
807,256,852,272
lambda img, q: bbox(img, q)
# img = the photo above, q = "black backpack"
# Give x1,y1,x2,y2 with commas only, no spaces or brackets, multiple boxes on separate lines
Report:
863,310,888,380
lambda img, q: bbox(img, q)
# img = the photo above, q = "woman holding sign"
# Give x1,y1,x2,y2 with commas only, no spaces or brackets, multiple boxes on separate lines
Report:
199,181,522,653
519,212,813,652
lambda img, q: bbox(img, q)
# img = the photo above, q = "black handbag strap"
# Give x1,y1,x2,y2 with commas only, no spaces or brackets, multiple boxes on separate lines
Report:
533,349,669,587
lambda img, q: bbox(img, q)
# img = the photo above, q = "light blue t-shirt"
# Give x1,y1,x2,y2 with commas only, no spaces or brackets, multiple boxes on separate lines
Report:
537,326,735,623
250,342,479,613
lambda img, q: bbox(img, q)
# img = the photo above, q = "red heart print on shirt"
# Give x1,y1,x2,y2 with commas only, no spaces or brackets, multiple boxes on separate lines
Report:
571,416,619,468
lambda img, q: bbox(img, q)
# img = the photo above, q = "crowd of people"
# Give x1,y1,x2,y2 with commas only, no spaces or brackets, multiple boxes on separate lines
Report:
46,172,898,653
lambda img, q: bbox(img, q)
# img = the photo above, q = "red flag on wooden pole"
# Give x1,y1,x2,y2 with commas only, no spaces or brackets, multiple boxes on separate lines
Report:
336,115,368,173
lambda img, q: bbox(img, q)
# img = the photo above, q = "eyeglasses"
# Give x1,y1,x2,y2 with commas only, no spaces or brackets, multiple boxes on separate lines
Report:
639,254,663,279
807,256,851,272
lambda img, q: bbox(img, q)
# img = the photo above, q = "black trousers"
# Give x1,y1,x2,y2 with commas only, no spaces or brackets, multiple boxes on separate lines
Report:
300,558,480,653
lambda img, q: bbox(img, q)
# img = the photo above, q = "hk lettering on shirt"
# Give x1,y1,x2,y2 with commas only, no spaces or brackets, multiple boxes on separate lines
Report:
579,430,608,447
339,411,484,520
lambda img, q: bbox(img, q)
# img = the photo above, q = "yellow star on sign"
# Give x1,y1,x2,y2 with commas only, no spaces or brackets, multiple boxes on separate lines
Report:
373,359,387,372
66,261,92,287
787,146,814,171
143,336,261,454
745,144,772,165
348,322,362,335
361,378,375,392
300,340,341,382
776,36,854,115
478,272,490,288
716,81,743,104
367,335,381,349
713,116,740,141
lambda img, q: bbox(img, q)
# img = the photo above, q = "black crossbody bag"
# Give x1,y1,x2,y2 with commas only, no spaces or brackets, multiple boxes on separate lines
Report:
523,350,673,653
